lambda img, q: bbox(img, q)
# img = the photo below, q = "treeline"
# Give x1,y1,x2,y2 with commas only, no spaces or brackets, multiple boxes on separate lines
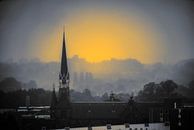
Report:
0,87,126,108
0,89,51,108
136,80,194,102
0,77,194,108
0,77,37,92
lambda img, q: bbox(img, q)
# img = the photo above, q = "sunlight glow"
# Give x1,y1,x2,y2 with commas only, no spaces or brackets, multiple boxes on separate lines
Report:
38,11,163,64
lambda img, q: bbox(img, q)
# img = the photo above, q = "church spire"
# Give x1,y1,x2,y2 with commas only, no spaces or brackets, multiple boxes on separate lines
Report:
58,29,70,104
59,29,69,85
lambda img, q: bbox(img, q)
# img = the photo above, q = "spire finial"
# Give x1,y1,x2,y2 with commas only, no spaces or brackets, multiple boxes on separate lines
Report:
63,26,65,45
63,26,65,38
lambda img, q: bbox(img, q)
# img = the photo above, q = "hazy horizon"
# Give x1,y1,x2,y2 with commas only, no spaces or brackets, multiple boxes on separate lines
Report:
1,56,194,95
1,54,194,65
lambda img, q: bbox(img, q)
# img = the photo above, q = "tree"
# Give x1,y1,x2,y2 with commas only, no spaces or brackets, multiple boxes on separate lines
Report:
188,80,194,90
136,80,180,102
143,82,156,96
0,77,22,92
160,80,178,97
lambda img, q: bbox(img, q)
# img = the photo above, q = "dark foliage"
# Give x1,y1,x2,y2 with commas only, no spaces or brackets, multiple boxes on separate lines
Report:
1,76,194,108
136,80,194,102
0,77,22,92
0,88,51,108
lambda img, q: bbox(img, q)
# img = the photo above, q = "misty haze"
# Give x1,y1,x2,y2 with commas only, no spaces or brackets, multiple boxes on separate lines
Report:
1,56,194,95
0,0,194,130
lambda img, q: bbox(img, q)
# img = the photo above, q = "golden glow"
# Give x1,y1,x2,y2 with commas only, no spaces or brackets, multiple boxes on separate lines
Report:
37,11,162,63
38,31,61,62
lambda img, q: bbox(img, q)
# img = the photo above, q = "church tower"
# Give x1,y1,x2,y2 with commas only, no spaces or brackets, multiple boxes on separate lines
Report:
51,30,71,121
58,31,70,104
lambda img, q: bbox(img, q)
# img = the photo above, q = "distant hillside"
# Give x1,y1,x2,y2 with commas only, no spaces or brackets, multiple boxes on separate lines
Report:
0,57,193,95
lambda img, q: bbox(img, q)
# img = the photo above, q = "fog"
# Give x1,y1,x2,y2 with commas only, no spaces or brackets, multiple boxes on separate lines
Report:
0,57,193,95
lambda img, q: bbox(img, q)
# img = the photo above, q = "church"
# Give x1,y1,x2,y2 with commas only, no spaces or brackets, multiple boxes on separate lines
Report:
50,31,169,128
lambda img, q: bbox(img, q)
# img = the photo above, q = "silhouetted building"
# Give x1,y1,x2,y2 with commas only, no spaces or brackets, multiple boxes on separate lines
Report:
50,31,172,128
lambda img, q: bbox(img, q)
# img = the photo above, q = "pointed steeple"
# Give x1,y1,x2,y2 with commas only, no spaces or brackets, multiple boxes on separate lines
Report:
58,29,70,105
59,29,69,85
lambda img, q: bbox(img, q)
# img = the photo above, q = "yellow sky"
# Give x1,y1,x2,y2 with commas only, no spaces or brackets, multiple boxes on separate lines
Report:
37,11,163,64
